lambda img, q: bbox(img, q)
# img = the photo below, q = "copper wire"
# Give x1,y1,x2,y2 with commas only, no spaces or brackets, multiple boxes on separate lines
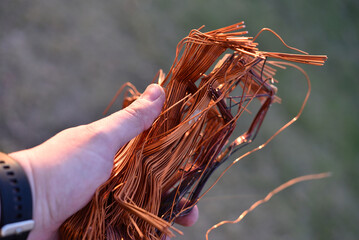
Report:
59,22,327,240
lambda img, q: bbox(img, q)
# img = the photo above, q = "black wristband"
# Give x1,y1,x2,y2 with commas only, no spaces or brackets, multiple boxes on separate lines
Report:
0,152,34,239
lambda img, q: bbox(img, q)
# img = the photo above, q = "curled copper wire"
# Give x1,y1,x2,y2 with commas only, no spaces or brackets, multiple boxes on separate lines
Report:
59,22,327,240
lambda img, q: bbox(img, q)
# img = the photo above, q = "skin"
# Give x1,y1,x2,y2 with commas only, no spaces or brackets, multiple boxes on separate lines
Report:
8,84,198,240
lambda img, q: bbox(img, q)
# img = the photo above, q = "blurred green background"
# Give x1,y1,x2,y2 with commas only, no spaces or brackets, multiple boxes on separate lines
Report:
1,0,358,239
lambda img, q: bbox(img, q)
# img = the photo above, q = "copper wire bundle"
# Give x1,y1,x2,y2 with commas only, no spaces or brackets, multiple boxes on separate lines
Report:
59,22,327,239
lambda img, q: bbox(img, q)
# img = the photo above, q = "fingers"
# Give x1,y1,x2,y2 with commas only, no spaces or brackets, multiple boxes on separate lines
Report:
162,206,199,240
174,205,199,227
86,84,165,154
162,235,171,240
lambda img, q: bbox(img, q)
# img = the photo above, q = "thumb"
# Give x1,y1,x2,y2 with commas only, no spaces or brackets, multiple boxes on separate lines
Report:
87,84,165,153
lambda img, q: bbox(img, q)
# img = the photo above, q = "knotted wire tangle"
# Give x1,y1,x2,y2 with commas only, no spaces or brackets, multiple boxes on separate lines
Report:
59,22,327,240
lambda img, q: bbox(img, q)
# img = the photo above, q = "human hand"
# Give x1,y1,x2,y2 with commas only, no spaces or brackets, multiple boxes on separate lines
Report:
162,200,199,240
8,84,198,240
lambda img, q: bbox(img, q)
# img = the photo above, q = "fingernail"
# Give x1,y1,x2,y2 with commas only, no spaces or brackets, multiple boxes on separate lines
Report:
141,84,164,101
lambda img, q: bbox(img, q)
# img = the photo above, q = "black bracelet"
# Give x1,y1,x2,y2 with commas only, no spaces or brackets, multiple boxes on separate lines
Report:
0,152,34,240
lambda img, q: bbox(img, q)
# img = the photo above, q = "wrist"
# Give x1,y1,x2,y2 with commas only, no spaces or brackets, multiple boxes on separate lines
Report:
8,151,59,240
0,152,34,239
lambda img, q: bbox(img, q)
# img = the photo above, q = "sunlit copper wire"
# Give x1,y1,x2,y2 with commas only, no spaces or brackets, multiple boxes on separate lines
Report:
59,22,327,240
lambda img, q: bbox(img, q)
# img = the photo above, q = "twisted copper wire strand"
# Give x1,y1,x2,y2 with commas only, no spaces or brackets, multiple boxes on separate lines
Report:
59,22,327,240
205,172,331,240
